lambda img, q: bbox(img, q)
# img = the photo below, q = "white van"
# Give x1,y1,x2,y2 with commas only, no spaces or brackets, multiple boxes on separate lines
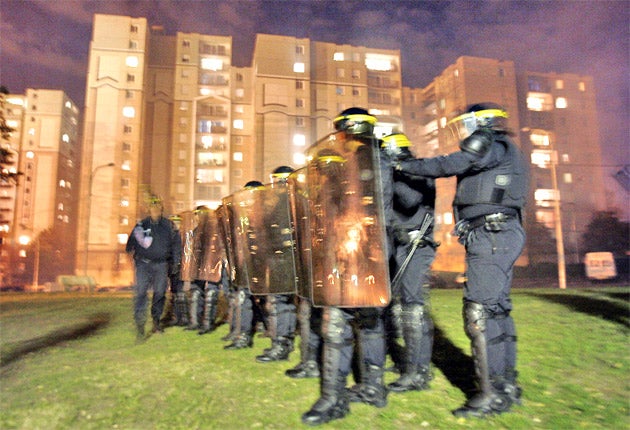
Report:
584,252,617,281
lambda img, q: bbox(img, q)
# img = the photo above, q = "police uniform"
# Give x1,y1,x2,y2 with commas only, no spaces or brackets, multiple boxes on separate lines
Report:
302,108,391,426
398,103,528,417
126,199,181,341
381,133,438,393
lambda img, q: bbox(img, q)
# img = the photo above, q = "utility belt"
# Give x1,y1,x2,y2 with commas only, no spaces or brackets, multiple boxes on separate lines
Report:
455,211,517,237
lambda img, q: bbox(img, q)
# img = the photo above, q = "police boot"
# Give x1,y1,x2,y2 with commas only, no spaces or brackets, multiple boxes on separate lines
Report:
389,304,432,392
185,289,200,330
223,333,253,350
286,343,320,378
161,292,176,326
151,318,164,334
174,291,189,326
256,337,291,362
453,302,512,418
493,368,522,406
199,289,218,335
347,364,388,408
301,346,348,425
135,323,146,344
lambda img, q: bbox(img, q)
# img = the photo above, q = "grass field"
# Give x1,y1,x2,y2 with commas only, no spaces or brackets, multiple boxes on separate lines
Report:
1,286,628,430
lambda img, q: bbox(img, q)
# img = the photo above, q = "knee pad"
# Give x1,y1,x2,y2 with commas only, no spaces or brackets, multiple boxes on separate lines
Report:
463,301,487,340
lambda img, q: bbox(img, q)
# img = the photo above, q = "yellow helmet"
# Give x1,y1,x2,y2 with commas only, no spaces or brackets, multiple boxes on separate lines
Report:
333,107,377,136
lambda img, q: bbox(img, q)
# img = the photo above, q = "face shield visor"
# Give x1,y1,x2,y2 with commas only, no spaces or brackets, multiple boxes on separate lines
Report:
446,109,508,141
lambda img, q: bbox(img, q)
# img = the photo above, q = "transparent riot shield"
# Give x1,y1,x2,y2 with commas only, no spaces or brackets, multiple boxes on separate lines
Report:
196,209,226,283
179,211,196,282
304,131,391,307
225,184,297,295
219,198,250,291
287,168,312,300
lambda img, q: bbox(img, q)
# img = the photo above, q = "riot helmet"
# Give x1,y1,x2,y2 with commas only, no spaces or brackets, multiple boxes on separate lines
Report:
446,102,509,141
270,165,294,184
244,180,264,190
193,205,210,223
333,107,377,136
381,133,412,160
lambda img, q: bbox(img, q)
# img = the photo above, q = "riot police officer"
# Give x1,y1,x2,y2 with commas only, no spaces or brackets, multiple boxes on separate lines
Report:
162,214,188,327
302,108,392,426
396,103,528,417
380,133,438,393
255,166,298,363
223,180,265,350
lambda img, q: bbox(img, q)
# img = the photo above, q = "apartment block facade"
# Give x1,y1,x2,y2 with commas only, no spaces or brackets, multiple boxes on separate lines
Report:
1,89,80,286
76,14,606,286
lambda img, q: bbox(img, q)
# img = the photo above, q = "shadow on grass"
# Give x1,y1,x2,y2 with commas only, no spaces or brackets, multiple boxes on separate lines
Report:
525,292,630,329
0,312,111,367
431,324,477,399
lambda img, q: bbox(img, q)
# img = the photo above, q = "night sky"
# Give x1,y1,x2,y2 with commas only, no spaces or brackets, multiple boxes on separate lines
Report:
1,0,628,215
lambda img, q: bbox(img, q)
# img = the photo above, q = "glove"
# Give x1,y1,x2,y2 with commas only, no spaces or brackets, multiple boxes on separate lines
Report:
393,226,411,245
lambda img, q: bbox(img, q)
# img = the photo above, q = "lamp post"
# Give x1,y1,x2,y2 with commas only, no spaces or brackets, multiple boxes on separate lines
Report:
549,150,567,289
83,162,115,276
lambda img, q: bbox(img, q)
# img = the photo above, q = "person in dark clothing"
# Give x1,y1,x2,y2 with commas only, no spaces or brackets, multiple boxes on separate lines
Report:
126,196,181,342
396,103,529,417
380,133,438,394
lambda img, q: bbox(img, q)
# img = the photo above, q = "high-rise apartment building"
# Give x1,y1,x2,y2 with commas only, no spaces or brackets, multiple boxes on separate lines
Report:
1,89,80,286
518,71,605,264
252,34,402,179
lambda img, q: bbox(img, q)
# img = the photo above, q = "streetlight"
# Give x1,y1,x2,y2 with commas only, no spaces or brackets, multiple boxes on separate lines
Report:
83,162,115,277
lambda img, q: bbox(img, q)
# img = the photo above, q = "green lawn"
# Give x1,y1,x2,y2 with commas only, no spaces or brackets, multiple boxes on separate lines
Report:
1,287,628,430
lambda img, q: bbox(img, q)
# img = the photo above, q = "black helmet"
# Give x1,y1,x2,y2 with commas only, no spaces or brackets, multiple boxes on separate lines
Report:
381,133,412,160
193,205,210,214
447,102,509,140
244,180,264,190
270,165,294,183
333,107,376,136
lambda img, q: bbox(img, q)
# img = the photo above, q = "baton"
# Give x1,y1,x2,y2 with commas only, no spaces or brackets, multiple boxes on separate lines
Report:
391,213,434,292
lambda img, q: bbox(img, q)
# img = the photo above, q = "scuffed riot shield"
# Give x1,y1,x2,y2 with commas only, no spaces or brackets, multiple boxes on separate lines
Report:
218,199,250,291
288,168,313,300
304,131,391,307
225,184,297,295
179,211,196,282
196,210,226,283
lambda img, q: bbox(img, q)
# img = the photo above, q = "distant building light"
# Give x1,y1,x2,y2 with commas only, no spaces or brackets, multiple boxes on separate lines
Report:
126,56,139,67
293,134,306,146
555,97,568,109
333,52,344,61
293,62,305,73
18,235,31,245
122,107,135,118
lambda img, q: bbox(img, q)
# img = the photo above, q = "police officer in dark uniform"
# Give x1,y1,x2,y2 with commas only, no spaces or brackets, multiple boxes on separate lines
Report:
396,103,528,417
256,166,298,363
223,180,264,350
126,196,181,342
302,108,392,426
380,133,438,393
162,214,187,327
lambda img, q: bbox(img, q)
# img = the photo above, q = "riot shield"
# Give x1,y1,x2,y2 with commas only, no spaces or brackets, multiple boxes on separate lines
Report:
288,168,313,300
218,198,250,291
179,211,196,282
225,184,298,295
304,131,391,307
196,209,226,283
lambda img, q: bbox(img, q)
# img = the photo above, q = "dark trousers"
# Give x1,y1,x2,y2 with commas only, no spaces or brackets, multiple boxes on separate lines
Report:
133,260,169,326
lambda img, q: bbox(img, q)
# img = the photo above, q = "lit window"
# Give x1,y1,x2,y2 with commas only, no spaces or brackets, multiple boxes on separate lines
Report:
293,134,306,146
233,152,243,162
555,97,568,109
199,88,211,96
28,128,35,135
234,105,244,113
65,101,72,109
527,92,553,111
26,151,34,159
235,88,244,98
579,81,586,92
126,56,139,67
293,153,306,165
454,69,459,77
562,153,570,163
62,134,70,142
443,212,454,225
121,198,130,207
59,180,66,187
439,117,447,128
535,189,559,204
531,150,552,168
365,55,392,71
201,58,223,70
333,52,344,61
122,107,135,118
563,173,573,183
555,79,564,90
293,62,305,73
233,119,244,130
530,133,550,146
117,233,128,244
122,160,131,171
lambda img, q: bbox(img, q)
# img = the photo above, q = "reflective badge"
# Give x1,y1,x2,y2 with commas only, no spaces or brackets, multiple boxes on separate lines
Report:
495,174,511,186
